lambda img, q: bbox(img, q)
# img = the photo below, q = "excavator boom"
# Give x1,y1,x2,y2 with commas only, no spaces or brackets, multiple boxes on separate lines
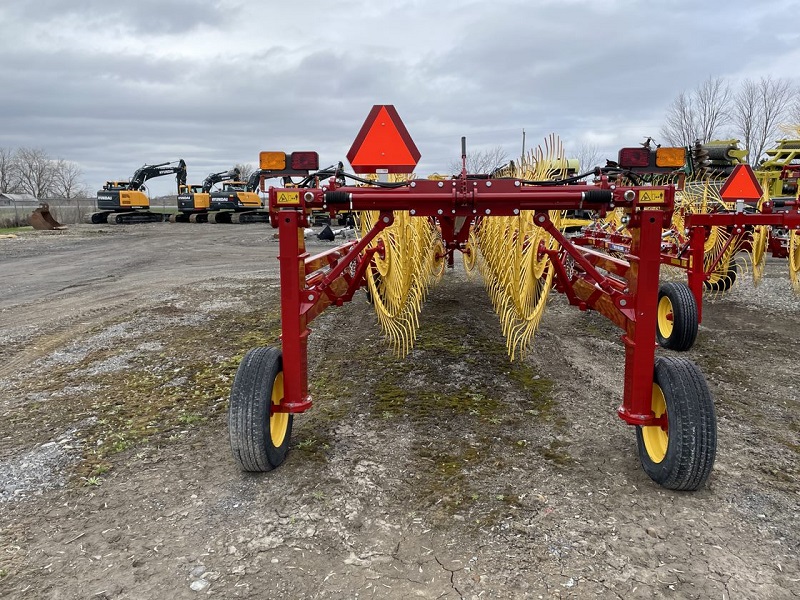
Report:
93,159,187,224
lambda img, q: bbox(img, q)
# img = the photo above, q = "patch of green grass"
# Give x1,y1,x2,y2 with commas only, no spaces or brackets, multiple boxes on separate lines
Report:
0,225,33,235
414,320,470,356
538,439,573,466
293,435,332,462
37,287,284,479
784,442,800,454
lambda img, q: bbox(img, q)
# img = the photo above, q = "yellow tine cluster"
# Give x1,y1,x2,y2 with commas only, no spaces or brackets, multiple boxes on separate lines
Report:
359,208,443,357
473,135,565,360
680,179,744,293
789,231,800,294
475,213,557,361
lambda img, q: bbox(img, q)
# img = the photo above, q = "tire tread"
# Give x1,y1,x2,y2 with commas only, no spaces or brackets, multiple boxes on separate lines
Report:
229,347,291,472
636,356,717,490
657,282,699,352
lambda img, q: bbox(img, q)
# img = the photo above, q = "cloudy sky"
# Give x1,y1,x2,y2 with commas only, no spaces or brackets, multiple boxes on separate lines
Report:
1,0,798,197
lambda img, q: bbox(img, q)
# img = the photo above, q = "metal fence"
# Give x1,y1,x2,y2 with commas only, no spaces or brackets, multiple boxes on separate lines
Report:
0,198,99,227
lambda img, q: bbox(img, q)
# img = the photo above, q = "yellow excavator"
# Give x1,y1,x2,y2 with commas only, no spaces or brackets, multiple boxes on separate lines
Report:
170,167,240,223
207,152,321,224
92,159,187,224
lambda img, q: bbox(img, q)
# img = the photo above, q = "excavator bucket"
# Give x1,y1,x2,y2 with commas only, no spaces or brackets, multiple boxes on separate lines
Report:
29,203,67,230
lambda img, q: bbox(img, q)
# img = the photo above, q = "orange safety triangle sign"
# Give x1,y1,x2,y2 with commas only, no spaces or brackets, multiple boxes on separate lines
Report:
719,164,763,201
347,105,421,174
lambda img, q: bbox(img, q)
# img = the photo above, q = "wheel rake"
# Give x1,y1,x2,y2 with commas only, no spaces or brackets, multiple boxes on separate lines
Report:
474,137,567,360
676,180,745,294
226,114,800,493
359,207,443,356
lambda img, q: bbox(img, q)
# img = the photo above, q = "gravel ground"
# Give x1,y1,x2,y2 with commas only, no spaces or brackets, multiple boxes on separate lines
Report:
0,223,798,599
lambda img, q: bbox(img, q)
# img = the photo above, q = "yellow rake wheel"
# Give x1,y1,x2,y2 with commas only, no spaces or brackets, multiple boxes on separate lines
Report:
701,217,743,294
789,230,800,293
361,210,440,356
476,211,557,360
750,224,769,285
679,180,744,294
473,134,567,360
636,357,717,490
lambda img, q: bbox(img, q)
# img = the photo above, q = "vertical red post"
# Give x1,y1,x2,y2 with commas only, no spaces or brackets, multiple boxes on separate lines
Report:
277,209,311,412
687,226,706,323
618,211,663,424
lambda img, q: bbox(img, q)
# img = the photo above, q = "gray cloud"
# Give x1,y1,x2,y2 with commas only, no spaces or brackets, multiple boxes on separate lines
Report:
0,0,798,196
5,0,230,34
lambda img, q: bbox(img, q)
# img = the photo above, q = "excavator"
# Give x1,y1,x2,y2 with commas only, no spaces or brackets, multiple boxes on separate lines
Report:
92,159,187,224
170,167,240,223
206,170,267,223
206,152,320,224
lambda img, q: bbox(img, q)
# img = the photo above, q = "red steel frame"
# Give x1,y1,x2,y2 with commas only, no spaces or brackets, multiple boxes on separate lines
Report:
270,175,800,431
267,173,687,431
571,198,800,323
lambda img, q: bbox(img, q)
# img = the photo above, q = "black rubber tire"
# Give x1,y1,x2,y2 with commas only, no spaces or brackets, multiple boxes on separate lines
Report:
229,347,293,472
656,282,698,351
635,357,717,490
703,263,738,292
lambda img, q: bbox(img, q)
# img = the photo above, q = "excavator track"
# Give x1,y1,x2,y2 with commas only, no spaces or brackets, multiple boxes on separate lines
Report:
234,211,271,224
99,211,166,225
208,212,232,224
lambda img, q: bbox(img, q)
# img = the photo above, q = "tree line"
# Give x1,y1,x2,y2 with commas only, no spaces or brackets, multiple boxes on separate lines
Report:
660,75,799,165
0,147,88,199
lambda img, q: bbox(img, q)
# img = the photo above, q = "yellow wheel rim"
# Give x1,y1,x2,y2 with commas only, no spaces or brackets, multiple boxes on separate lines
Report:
270,371,289,447
642,384,668,463
789,230,800,293
431,239,446,279
462,231,478,273
374,231,392,277
657,295,674,339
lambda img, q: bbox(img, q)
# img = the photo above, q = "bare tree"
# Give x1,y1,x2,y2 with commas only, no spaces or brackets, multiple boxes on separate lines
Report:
661,77,731,146
0,147,19,193
695,77,731,142
51,159,88,199
573,141,603,172
15,148,55,198
235,163,255,182
661,91,697,147
446,146,509,175
734,76,794,165
789,96,800,133
732,79,760,164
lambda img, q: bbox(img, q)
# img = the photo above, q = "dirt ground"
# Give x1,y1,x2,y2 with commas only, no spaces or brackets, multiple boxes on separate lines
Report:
0,223,798,599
